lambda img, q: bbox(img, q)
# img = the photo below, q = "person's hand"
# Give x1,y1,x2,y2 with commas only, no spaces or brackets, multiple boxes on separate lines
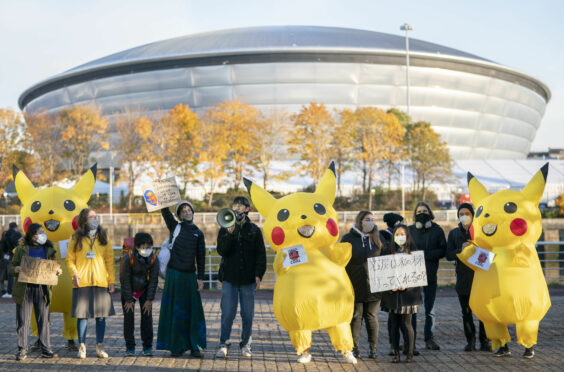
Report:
142,300,152,315
400,287,406,291
124,301,135,313
462,241,472,249
14,266,22,273
55,268,62,276
392,288,398,292
255,277,261,290
108,283,115,294
227,225,235,234
72,274,80,287
197,279,203,292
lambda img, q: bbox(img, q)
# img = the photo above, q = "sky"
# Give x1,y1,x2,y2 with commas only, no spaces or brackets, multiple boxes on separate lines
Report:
0,0,562,152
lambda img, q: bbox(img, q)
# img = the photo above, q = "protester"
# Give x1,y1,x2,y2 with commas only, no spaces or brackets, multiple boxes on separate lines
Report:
381,224,422,363
342,211,383,359
10,223,61,360
446,203,491,352
120,232,159,357
408,201,446,351
66,208,116,359
1,222,22,298
157,200,206,358
215,196,266,358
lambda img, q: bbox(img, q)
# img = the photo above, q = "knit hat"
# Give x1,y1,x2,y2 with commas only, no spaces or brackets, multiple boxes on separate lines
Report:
383,213,404,229
457,202,474,217
175,200,194,217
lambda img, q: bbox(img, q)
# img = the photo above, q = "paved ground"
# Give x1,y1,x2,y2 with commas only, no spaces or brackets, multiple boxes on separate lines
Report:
0,288,562,371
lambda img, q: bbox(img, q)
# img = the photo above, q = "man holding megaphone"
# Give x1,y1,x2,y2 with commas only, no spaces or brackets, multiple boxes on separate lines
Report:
215,196,266,359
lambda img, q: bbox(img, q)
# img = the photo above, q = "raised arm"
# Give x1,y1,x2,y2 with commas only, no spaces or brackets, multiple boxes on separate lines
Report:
161,207,178,233
321,242,352,267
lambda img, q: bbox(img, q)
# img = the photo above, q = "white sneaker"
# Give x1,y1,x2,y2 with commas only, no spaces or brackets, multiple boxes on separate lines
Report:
297,351,312,363
96,343,108,358
343,350,357,364
216,346,228,358
2,293,11,298
78,343,86,359
241,345,252,357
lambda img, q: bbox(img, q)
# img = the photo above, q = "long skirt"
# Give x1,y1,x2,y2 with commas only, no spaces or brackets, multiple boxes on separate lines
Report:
71,286,115,318
156,269,206,353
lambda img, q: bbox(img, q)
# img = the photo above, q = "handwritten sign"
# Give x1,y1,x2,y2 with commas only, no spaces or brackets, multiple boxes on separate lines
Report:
18,256,60,286
141,177,181,212
367,251,427,293
282,244,309,268
468,246,495,271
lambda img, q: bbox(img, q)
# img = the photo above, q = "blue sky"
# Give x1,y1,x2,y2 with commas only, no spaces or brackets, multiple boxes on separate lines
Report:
0,0,562,151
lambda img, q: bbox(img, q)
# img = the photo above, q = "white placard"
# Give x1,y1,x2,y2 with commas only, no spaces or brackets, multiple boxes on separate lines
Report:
282,244,309,268
367,251,427,293
58,240,68,259
141,177,182,212
468,246,495,271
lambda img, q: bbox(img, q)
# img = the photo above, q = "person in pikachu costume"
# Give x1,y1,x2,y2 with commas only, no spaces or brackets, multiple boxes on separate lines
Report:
457,163,551,359
244,162,358,364
13,164,97,351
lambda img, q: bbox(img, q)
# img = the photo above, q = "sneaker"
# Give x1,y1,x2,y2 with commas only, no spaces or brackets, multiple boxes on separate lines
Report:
426,339,441,350
297,350,312,363
96,343,109,358
30,339,41,352
125,348,135,357
143,348,153,356
343,351,357,364
480,341,491,351
523,347,534,359
190,349,203,358
78,343,86,359
2,293,12,298
216,346,228,358
241,345,252,357
41,350,56,358
494,345,511,357
16,349,27,361
67,339,78,351
368,349,377,359
352,347,360,358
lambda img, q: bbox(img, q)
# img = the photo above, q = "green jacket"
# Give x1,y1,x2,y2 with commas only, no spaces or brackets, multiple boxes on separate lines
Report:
9,244,57,306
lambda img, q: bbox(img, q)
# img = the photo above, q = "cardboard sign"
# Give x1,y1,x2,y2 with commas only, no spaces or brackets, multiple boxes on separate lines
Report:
282,244,309,268
141,177,181,212
18,256,60,286
367,251,427,293
468,246,495,271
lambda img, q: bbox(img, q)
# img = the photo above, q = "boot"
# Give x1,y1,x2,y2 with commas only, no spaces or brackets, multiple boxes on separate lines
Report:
96,343,109,358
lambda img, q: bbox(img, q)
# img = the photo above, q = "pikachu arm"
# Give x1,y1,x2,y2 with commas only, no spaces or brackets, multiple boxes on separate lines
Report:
456,244,477,271
65,237,79,278
321,242,352,267
273,251,289,276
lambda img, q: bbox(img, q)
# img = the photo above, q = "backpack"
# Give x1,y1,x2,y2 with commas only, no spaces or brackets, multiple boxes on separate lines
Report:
158,224,181,279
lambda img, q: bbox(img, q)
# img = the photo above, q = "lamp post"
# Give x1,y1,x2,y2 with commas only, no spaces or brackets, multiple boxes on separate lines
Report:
400,23,413,116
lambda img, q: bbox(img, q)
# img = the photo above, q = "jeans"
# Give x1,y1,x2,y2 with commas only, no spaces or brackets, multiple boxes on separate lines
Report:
458,295,487,345
122,291,153,350
350,301,380,352
412,281,438,342
219,281,256,348
77,318,106,344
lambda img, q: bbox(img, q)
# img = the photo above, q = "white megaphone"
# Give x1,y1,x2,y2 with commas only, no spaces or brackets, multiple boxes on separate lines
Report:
216,208,237,228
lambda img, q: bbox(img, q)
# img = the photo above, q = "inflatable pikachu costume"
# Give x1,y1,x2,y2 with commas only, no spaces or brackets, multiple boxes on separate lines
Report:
457,163,551,357
13,164,97,349
244,162,357,364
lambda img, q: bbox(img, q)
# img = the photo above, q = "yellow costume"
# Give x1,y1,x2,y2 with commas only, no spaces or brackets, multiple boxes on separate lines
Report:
244,162,354,356
457,163,551,350
13,164,97,343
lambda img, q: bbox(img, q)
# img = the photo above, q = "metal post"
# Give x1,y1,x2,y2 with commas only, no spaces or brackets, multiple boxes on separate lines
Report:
109,165,113,217
401,162,405,218
400,23,413,116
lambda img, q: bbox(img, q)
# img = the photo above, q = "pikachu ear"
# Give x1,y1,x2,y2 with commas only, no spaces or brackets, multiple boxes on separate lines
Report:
522,163,548,206
13,165,36,205
243,177,275,217
315,162,337,205
467,172,489,205
72,163,97,204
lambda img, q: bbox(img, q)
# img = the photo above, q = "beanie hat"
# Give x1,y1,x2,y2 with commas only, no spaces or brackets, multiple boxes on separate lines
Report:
383,213,404,229
457,202,474,217
175,200,194,217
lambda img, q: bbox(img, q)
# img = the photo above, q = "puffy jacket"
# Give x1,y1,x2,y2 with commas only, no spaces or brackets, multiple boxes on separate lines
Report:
65,234,116,288
408,222,446,283
446,223,475,295
380,246,423,311
120,250,159,302
342,227,382,303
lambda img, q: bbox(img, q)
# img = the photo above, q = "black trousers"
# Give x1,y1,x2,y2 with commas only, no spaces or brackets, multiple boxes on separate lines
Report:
350,300,380,352
458,295,487,344
16,285,50,351
390,312,414,357
122,291,153,350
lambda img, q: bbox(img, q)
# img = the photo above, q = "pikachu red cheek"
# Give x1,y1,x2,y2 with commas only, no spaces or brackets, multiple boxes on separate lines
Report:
510,218,527,236
326,218,338,237
470,225,474,241
72,215,79,230
23,217,32,232
271,226,285,245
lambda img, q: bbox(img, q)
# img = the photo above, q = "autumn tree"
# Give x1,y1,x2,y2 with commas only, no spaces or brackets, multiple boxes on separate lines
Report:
200,113,229,207
0,108,28,194
333,109,358,196
379,111,407,189
255,111,291,190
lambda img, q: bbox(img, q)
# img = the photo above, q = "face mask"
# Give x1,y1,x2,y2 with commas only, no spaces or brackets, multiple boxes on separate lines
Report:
35,233,47,245
138,248,153,258
362,221,375,233
460,215,472,226
394,235,406,246
415,213,432,229
87,219,99,231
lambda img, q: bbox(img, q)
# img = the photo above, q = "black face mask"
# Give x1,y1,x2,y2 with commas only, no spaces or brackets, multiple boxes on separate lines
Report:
415,213,432,229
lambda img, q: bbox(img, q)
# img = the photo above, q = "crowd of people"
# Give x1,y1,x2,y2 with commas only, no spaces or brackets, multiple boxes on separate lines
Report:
0,197,490,362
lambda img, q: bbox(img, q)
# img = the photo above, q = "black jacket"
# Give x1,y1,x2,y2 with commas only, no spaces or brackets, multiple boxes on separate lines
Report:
342,227,382,303
2,228,22,256
408,222,446,283
379,229,393,251
161,208,206,280
216,219,266,286
446,223,475,295
120,250,159,302
380,246,423,311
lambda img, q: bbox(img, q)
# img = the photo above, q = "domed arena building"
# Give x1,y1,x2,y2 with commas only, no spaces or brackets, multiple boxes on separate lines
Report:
19,25,550,160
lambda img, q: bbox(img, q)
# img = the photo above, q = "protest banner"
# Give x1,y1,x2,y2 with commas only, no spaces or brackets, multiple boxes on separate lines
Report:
367,251,427,292
141,177,182,212
18,256,60,286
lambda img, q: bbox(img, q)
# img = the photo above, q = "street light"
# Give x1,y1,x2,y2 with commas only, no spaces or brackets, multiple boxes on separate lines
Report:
400,23,413,116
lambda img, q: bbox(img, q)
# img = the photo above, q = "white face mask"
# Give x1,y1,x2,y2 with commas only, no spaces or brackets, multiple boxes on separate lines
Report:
87,219,99,231
361,221,375,233
138,248,153,258
460,215,472,226
35,233,47,245
394,235,407,246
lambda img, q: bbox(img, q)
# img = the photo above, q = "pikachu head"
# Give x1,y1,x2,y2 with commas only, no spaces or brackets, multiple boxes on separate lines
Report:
244,162,340,251
13,164,97,242
467,163,548,250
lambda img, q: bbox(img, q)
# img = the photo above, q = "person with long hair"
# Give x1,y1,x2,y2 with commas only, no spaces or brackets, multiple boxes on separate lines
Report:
342,211,383,359
380,224,422,363
10,223,61,360
65,208,116,359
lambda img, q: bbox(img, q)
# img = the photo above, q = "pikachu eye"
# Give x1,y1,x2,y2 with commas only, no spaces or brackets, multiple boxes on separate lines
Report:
314,203,326,215
64,200,76,211
475,206,483,218
277,209,290,222
31,201,41,212
504,202,517,214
